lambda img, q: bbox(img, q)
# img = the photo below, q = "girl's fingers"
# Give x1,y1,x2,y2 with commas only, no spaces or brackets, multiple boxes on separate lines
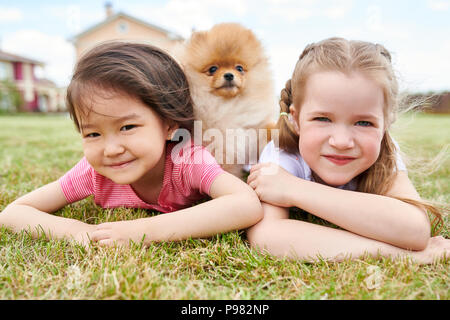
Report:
249,162,269,174
98,239,127,248
247,172,256,184
98,239,115,247
96,222,113,229
91,229,111,241
249,164,261,174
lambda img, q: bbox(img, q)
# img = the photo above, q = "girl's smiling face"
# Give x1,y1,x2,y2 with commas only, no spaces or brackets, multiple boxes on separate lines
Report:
77,91,175,186
291,71,385,187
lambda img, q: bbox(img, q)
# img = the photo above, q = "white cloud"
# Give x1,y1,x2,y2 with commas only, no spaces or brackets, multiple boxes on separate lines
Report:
2,30,75,87
266,0,299,4
199,0,248,16
125,0,250,38
261,0,353,23
427,0,449,11
336,6,412,42
268,6,313,22
265,0,317,6
395,40,450,92
365,5,383,31
40,4,104,35
267,44,303,94
324,0,354,19
0,7,23,22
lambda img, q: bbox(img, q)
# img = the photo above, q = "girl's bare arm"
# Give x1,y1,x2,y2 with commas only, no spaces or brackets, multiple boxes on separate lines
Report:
248,163,430,250
0,181,95,242
246,203,448,264
90,172,263,246
288,172,430,250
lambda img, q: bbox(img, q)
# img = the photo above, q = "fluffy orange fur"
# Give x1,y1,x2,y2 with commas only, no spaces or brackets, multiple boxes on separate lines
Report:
180,23,277,178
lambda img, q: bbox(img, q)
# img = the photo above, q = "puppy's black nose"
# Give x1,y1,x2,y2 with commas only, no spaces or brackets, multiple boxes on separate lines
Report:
224,73,234,81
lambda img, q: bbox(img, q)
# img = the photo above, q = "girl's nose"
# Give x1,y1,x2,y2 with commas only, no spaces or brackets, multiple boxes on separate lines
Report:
329,126,355,149
103,139,125,157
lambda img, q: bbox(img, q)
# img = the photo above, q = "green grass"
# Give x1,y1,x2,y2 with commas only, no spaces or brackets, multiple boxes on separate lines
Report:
0,113,448,300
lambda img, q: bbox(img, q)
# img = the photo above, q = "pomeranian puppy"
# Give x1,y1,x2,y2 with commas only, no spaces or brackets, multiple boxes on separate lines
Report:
179,23,277,178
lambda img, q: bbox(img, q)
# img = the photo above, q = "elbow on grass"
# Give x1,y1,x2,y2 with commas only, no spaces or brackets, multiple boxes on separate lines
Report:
409,209,432,251
246,219,268,252
0,204,14,222
398,220,431,251
408,225,431,251
395,202,434,251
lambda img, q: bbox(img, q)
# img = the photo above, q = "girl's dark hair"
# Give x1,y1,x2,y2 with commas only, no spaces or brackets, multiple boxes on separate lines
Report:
66,41,195,132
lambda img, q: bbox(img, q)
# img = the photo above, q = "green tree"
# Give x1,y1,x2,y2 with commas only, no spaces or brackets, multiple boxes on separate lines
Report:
0,80,24,113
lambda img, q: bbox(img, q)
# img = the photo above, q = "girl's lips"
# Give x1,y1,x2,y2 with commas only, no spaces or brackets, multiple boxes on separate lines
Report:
107,159,135,169
323,155,356,166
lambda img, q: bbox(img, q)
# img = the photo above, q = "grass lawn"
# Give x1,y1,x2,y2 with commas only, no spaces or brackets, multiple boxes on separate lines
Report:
0,112,448,300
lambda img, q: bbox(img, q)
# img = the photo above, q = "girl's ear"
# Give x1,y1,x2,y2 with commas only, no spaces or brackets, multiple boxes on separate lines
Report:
289,104,300,134
166,122,180,140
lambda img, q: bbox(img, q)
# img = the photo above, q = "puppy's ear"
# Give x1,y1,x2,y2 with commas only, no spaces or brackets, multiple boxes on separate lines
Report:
189,31,207,45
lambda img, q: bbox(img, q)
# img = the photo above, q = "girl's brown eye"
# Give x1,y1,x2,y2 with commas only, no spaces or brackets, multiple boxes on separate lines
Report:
120,125,136,131
85,132,100,138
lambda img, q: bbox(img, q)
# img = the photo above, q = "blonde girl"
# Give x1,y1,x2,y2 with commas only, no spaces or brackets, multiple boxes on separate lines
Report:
247,38,449,264
0,42,262,247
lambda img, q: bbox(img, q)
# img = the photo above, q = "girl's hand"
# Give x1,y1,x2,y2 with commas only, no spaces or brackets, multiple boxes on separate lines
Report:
72,224,96,248
90,220,147,247
247,162,297,207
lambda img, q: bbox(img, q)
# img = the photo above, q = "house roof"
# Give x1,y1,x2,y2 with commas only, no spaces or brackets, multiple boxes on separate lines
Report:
69,11,184,43
0,50,44,65
36,78,57,87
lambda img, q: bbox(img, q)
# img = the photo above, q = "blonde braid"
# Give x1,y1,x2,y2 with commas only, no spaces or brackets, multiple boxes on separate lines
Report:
277,79,300,154
279,79,292,112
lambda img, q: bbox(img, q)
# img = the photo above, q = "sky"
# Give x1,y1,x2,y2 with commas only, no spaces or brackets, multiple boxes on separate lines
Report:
0,0,449,94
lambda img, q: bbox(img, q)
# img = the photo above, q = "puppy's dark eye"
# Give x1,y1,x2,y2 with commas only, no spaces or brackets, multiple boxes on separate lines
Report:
208,66,218,74
235,65,244,72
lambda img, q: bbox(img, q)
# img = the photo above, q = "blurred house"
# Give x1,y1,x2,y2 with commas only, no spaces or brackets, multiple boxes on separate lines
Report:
407,91,450,113
436,92,450,113
69,2,184,61
0,50,65,112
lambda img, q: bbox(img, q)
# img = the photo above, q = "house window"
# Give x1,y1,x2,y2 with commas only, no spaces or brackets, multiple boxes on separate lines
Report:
0,62,7,80
14,62,23,80
117,22,128,34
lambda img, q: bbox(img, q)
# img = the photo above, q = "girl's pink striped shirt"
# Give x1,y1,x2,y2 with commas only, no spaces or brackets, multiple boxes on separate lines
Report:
58,142,224,213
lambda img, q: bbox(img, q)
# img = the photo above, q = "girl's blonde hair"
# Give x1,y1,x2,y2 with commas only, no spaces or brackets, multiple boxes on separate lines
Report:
278,37,444,234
